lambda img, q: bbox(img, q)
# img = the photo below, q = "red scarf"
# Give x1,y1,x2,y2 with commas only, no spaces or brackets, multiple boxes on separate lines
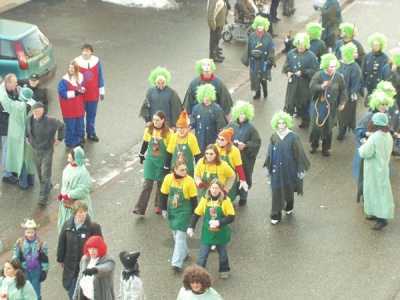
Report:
200,73,215,81
256,30,265,38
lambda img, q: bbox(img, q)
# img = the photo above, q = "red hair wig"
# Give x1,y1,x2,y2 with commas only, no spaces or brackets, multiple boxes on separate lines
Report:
83,236,108,258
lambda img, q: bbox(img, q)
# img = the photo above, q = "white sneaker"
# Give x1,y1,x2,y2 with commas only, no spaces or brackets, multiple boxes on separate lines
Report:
220,272,229,279
270,219,279,225
285,209,293,215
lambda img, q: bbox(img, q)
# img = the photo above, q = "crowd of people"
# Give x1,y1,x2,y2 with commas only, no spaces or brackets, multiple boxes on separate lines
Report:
1,0,399,298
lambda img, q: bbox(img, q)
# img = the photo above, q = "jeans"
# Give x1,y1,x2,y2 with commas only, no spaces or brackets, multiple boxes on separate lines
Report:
171,230,189,268
67,276,77,300
32,147,54,202
24,268,41,300
19,162,35,189
197,244,230,273
1,136,12,177
81,101,99,136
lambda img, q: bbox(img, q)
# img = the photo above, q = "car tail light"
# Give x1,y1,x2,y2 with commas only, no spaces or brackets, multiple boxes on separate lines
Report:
13,41,28,70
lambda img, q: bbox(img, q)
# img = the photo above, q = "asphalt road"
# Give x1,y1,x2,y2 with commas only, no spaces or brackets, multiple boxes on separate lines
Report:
1,0,400,299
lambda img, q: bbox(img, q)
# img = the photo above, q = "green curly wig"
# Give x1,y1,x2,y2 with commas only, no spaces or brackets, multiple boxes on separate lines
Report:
195,58,216,75
196,83,216,104
369,89,395,110
231,100,255,121
340,42,357,63
306,22,323,40
390,48,400,66
148,66,171,87
376,81,397,99
368,33,387,51
270,111,293,131
339,23,355,38
252,16,270,31
320,53,340,70
292,33,311,49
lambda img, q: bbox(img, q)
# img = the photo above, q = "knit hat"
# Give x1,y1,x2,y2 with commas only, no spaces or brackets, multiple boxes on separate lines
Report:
368,33,387,51
292,33,311,49
32,102,44,110
218,128,234,143
252,16,270,31
340,42,357,63
119,251,140,269
196,84,216,104
339,23,355,38
176,111,189,128
270,111,293,130
21,218,40,229
73,146,85,166
389,48,400,66
306,22,323,40
148,66,171,87
19,87,33,102
372,112,388,126
231,100,255,121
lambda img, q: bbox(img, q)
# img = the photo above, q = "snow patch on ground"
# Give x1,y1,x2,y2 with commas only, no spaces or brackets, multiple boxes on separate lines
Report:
103,0,179,9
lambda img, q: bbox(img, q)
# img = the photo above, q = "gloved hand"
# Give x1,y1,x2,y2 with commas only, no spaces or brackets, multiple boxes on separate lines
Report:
298,172,305,180
57,193,63,201
239,181,249,192
75,89,84,96
62,194,70,201
209,220,220,228
162,210,168,219
100,94,104,101
198,182,205,188
83,267,98,276
139,153,145,164
313,4,321,11
163,166,170,175
187,228,194,237
40,270,48,282
222,189,228,195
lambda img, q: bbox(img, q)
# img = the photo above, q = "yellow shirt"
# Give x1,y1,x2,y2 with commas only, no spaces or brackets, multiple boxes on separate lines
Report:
195,196,235,216
161,173,198,199
143,127,173,147
167,132,201,156
215,144,242,168
194,158,235,185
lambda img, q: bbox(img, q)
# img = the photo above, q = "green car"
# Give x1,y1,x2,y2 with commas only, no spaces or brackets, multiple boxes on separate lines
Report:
0,19,57,86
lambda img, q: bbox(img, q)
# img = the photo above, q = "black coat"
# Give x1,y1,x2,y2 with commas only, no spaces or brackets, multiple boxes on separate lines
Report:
28,84,49,114
26,114,66,150
57,215,102,290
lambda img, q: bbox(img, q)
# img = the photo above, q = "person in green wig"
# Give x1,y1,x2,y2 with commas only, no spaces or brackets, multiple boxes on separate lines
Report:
225,100,261,206
381,48,400,110
263,110,310,224
306,22,328,62
139,66,183,130
333,23,365,67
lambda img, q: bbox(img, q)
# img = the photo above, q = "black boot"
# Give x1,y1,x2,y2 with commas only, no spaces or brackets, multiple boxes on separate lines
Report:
253,90,261,100
261,81,268,99
263,88,268,99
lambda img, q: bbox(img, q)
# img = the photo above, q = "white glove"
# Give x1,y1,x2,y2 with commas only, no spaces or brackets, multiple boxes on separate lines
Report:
162,210,168,219
209,220,220,228
239,180,249,192
187,228,194,237
298,172,305,180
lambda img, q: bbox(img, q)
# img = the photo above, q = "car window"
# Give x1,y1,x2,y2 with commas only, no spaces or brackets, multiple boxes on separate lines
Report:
20,28,51,59
0,40,17,60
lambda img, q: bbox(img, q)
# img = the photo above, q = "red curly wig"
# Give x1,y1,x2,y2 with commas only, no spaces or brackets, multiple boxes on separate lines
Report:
83,236,108,258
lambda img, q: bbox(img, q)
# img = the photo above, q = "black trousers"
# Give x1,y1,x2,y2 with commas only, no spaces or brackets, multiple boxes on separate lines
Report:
270,0,280,19
209,27,223,58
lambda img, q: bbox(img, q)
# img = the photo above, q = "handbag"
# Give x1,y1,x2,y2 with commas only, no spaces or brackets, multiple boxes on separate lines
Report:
250,42,263,59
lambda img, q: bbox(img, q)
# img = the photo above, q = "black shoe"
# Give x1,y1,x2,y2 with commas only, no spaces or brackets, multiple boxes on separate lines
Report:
271,17,280,22
172,266,181,274
322,150,330,157
2,176,18,184
18,184,28,190
299,122,310,128
272,34,279,38
337,135,344,141
282,12,290,16
372,221,388,230
87,134,99,142
238,199,247,206
80,136,86,144
38,198,47,206
253,90,261,100
290,7,296,14
212,57,224,63
310,148,317,154
217,54,225,59
218,47,223,51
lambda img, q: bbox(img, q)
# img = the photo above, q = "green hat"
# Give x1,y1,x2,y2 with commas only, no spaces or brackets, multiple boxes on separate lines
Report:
306,22,323,40
368,89,395,110
368,33,387,51
320,53,340,70
372,112,388,126
339,23,355,38
292,33,311,49
340,42,357,63
148,66,171,87
252,16,270,32
73,146,85,166
231,100,255,121
19,87,33,102
270,111,293,130
196,84,216,104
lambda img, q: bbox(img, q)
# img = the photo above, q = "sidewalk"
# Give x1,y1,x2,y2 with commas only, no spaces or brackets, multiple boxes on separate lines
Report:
0,0,29,14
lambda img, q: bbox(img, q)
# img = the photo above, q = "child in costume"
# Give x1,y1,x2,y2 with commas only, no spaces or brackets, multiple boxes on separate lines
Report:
118,251,144,300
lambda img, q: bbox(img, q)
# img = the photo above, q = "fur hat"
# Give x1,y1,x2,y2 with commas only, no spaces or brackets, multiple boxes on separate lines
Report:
306,22,323,40
196,58,216,75
21,218,40,229
339,23,355,38
231,100,255,121
176,111,189,128
372,112,388,126
218,128,234,143
389,48,400,66
340,42,357,63
369,89,395,110
196,84,216,104
119,251,140,269
19,87,33,102
320,53,340,70
148,66,171,87
252,16,270,31
368,33,387,51
73,146,85,166
270,111,293,130
292,33,311,49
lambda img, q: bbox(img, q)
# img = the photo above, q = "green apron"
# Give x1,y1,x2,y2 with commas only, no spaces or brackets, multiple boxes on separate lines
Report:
172,137,195,177
201,200,230,245
220,152,239,202
144,135,167,182
168,178,192,231
200,165,219,198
